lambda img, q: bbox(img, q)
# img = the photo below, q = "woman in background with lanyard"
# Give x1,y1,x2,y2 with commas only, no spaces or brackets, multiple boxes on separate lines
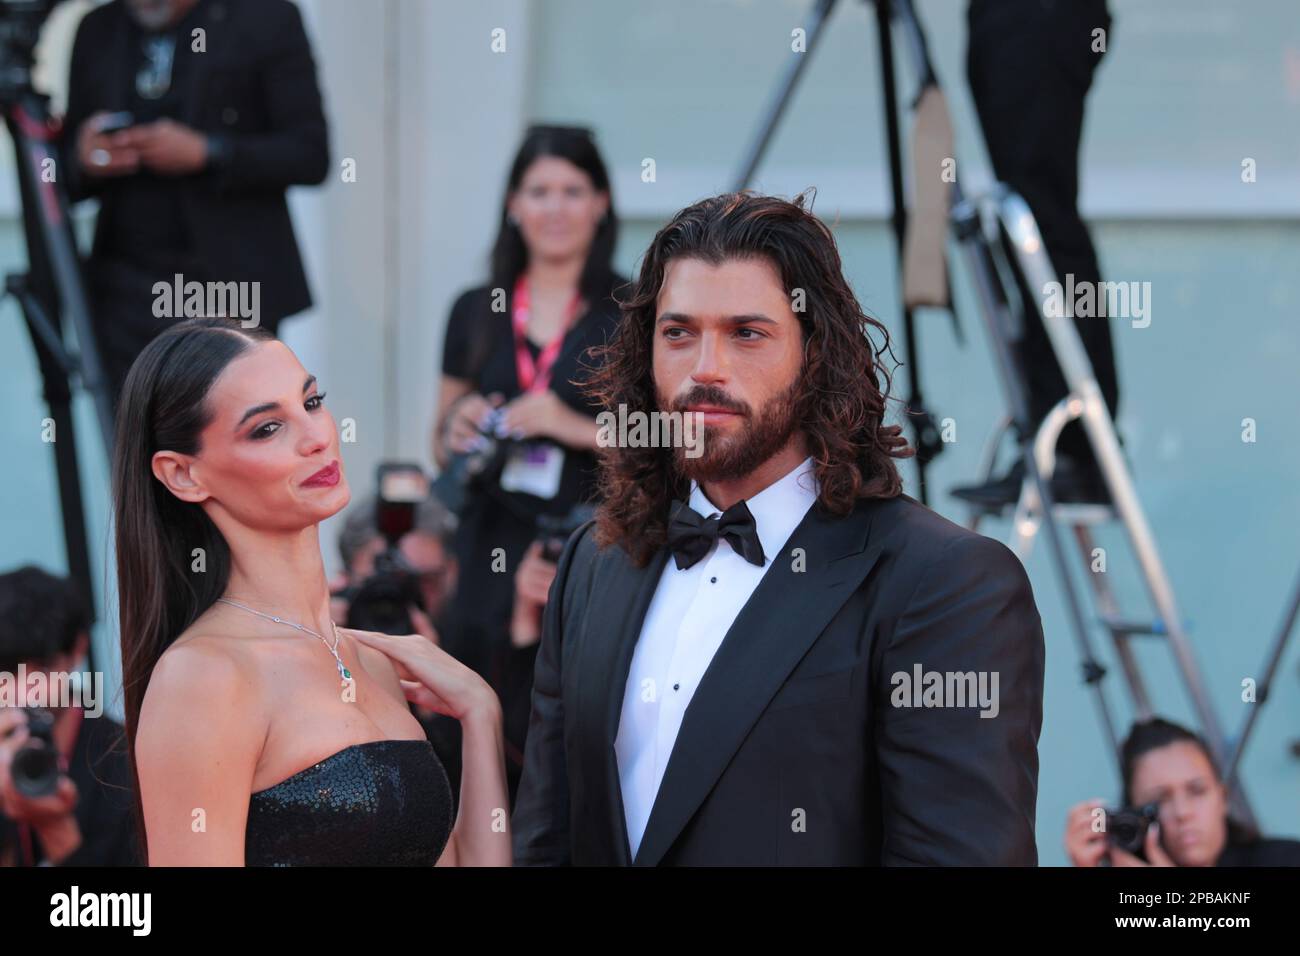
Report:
434,125,626,699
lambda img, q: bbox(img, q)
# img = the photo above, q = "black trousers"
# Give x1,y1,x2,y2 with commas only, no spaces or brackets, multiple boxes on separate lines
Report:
967,0,1119,463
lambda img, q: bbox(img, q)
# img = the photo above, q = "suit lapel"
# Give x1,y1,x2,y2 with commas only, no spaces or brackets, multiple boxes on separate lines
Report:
576,545,670,866
632,499,882,866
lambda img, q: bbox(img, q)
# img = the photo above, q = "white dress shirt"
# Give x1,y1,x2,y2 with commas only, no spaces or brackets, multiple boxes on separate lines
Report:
614,456,819,858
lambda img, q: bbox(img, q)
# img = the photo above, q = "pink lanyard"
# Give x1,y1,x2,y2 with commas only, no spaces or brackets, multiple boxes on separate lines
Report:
512,276,582,393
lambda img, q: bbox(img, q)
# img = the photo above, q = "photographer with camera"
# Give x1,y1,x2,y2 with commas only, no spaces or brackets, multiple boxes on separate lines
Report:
433,125,625,683
331,488,459,640
1066,717,1300,867
0,567,136,866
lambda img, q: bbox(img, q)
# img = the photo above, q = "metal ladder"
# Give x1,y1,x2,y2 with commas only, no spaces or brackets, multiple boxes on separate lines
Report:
953,187,1255,824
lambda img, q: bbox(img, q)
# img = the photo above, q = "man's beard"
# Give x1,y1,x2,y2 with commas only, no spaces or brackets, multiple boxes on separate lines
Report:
659,375,802,484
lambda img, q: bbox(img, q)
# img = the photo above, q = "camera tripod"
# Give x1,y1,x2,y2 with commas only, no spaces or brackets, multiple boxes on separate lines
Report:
1,4,114,659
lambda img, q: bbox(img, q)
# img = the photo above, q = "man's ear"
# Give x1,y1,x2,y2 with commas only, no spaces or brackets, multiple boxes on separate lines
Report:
151,451,210,504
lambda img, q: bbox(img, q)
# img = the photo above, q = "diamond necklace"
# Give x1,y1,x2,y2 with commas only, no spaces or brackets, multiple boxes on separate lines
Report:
216,597,353,685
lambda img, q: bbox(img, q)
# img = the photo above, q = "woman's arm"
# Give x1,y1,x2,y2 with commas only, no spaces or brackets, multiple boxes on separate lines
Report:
135,641,265,866
433,375,475,469
437,700,509,867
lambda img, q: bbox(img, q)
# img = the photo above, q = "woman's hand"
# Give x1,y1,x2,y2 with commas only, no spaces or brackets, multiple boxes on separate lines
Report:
443,392,504,455
501,390,601,450
347,629,499,723
499,390,566,441
1064,798,1111,867
510,542,558,648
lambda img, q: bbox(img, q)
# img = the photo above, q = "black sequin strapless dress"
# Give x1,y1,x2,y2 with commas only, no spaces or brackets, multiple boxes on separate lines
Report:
245,739,453,866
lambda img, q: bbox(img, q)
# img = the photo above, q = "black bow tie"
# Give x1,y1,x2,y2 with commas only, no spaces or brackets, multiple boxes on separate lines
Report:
666,499,766,570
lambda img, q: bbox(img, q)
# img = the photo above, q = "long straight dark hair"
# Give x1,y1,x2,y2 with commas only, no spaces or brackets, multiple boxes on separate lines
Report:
113,317,271,862
458,125,622,381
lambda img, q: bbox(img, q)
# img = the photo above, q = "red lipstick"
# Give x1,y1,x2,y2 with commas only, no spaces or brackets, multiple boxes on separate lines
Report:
302,460,340,488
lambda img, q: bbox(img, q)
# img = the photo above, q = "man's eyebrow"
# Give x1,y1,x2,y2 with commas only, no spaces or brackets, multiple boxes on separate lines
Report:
655,312,776,326
236,376,317,430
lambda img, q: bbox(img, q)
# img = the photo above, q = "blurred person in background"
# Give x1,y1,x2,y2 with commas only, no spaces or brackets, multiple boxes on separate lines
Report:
432,124,626,684
953,0,1119,507
1065,717,1300,867
329,491,460,635
0,567,137,866
62,0,329,405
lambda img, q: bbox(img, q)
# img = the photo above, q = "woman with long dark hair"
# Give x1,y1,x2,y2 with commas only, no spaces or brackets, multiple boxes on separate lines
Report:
1065,717,1300,866
114,317,509,865
432,125,626,759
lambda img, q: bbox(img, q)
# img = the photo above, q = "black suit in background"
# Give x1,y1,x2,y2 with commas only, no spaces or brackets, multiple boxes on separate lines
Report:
512,493,1046,866
968,0,1118,465
63,0,329,403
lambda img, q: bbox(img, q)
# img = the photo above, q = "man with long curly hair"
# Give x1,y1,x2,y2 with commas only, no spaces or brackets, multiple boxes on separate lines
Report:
513,191,1046,866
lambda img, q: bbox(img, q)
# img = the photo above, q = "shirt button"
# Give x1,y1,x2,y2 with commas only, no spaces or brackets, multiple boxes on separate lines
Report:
710,576,717,584
222,107,239,125
673,683,680,691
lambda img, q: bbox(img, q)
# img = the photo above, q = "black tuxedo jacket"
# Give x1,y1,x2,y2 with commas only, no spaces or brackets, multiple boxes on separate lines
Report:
512,492,1045,866
63,0,329,328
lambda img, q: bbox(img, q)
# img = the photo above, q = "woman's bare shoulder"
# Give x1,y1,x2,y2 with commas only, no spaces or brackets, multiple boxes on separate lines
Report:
137,627,269,758
152,626,260,691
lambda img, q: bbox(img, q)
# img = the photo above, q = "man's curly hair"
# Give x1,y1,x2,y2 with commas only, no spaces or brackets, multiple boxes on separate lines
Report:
585,190,913,567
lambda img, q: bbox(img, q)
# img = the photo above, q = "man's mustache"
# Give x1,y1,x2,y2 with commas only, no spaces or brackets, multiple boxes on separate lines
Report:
667,385,750,417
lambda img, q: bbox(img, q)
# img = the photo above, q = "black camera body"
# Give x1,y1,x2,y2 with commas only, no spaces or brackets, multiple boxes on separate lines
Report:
1105,801,1160,856
433,407,515,515
337,463,430,636
341,545,426,636
11,707,60,798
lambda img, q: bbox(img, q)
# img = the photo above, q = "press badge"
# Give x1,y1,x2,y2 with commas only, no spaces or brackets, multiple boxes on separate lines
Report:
499,442,564,499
